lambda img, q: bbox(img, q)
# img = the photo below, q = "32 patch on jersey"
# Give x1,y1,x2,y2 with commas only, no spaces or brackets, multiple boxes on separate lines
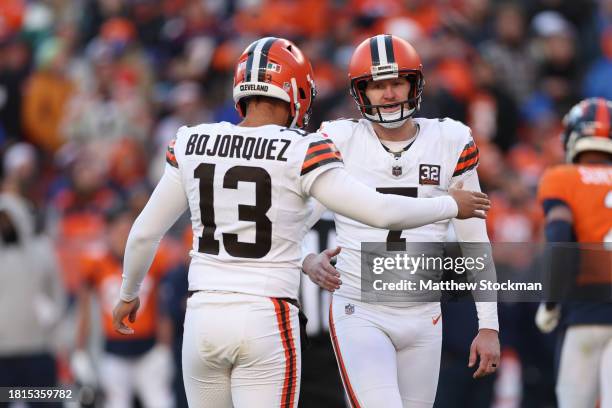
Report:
419,164,440,185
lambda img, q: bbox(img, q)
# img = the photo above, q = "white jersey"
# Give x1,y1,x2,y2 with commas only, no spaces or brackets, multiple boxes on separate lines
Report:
168,122,343,299
318,117,479,301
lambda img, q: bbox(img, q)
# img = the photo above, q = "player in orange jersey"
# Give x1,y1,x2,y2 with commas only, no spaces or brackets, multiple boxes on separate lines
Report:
72,206,177,408
536,97,612,408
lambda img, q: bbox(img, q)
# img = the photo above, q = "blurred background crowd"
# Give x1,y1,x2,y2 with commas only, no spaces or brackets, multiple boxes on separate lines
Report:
1,0,610,407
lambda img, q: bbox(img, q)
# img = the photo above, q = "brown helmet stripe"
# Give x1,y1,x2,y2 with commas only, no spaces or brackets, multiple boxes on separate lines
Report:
244,40,258,82
257,37,277,82
245,37,277,82
369,36,380,66
384,34,395,63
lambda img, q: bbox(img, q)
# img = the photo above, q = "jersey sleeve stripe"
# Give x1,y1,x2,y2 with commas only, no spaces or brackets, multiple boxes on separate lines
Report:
301,139,343,175
459,145,477,159
542,198,570,215
301,155,343,176
457,149,479,164
166,139,179,168
302,151,342,170
459,141,475,155
306,139,336,149
453,140,479,176
306,142,335,156
453,156,479,177
455,155,479,172
304,146,337,162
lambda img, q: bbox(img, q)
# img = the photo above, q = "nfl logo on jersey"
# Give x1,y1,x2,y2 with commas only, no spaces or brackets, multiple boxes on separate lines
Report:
345,303,355,315
392,165,402,177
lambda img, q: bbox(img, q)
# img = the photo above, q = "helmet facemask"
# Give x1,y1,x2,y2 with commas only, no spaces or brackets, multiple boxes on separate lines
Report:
351,69,424,127
348,35,425,127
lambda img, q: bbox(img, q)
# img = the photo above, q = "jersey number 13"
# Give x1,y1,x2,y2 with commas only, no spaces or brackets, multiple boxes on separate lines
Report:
194,163,272,258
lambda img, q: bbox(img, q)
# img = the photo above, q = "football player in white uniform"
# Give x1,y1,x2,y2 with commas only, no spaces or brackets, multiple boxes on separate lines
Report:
302,35,501,408
111,37,490,408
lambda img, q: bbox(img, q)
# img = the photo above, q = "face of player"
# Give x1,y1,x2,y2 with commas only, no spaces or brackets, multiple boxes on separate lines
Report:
364,77,411,112
576,151,612,165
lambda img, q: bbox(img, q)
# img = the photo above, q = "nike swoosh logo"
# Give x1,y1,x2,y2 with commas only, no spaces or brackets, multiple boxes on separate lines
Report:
432,314,441,325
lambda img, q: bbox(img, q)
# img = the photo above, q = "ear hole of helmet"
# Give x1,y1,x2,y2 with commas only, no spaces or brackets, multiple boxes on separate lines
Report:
354,80,373,114
299,88,306,99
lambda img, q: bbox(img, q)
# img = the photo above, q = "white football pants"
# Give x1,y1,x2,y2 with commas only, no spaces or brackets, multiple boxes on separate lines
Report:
99,345,175,408
556,325,612,408
182,291,300,408
329,295,442,408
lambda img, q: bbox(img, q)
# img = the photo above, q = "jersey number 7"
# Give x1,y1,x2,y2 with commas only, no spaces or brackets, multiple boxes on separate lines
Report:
195,163,272,258
376,187,418,251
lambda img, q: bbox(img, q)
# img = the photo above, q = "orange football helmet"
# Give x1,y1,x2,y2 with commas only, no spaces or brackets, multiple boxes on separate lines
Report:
233,37,316,129
348,34,424,126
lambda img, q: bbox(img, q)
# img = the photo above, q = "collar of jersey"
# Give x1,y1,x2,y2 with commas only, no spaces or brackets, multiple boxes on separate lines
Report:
376,123,420,157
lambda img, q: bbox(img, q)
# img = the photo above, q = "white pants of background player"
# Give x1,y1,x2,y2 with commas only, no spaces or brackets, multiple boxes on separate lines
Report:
330,295,442,408
556,325,612,408
182,291,301,408
100,345,174,408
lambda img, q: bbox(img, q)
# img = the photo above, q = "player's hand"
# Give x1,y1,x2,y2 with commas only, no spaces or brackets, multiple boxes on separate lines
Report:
535,302,561,333
302,247,342,292
112,297,140,335
469,328,500,379
449,182,490,220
